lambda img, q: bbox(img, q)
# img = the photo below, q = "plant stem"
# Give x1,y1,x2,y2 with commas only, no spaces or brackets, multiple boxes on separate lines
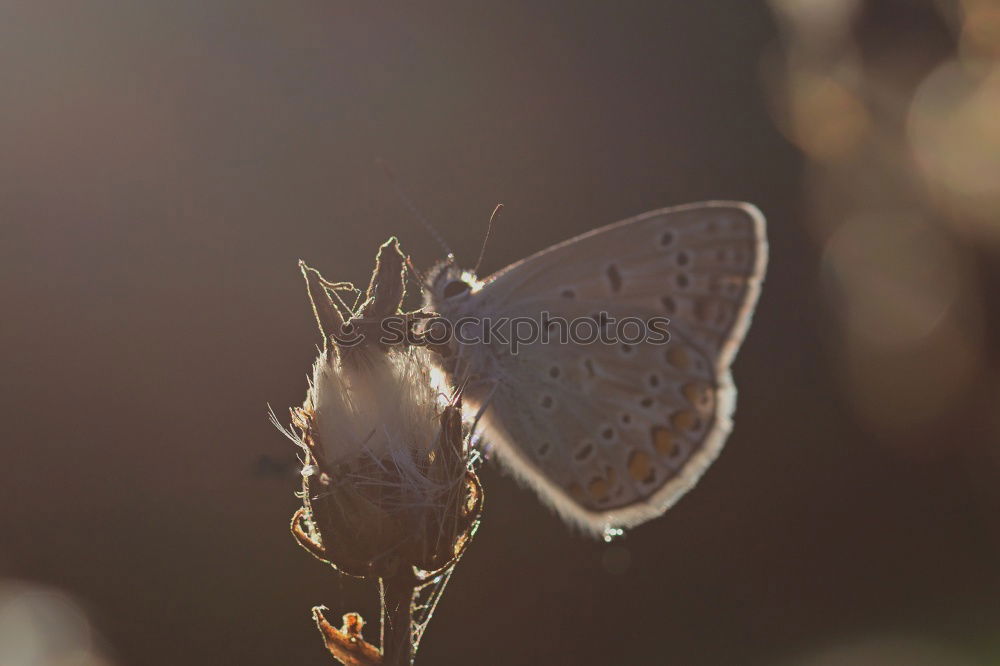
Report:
379,568,417,666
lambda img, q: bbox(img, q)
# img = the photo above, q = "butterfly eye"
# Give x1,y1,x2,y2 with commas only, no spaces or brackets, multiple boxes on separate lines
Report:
442,280,471,299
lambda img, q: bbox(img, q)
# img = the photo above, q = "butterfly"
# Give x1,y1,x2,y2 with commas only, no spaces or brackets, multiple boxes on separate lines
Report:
422,202,767,536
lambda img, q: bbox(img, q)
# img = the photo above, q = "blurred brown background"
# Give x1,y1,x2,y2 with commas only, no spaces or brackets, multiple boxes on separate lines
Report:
2,1,999,664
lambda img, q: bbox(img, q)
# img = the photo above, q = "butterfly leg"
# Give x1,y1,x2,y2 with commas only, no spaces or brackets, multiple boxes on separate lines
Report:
468,381,499,449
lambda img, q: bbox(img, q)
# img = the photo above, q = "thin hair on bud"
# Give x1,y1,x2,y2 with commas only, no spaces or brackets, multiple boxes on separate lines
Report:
405,256,426,289
473,203,503,275
312,277,363,316
268,404,306,450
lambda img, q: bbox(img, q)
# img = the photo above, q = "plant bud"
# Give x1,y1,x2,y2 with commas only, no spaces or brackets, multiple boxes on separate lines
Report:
290,240,481,579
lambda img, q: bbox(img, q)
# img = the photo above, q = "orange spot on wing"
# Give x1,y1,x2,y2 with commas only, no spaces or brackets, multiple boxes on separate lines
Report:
651,426,679,457
627,450,656,483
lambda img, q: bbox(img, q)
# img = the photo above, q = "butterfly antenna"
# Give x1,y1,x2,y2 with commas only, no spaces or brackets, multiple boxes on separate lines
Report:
473,203,503,275
376,158,453,258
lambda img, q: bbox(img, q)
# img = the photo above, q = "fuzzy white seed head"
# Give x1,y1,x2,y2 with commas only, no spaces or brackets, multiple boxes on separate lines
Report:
309,345,441,467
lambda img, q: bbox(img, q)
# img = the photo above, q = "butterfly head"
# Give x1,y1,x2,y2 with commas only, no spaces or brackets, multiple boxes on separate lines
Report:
425,258,481,307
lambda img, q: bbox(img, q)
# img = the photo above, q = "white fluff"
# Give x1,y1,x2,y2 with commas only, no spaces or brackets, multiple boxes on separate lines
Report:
309,346,442,468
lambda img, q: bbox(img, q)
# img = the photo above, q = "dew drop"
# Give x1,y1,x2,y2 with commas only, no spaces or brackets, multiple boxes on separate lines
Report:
602,526,625,543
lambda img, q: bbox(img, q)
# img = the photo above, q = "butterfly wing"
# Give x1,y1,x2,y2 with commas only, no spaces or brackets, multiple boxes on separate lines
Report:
440,201,767,534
